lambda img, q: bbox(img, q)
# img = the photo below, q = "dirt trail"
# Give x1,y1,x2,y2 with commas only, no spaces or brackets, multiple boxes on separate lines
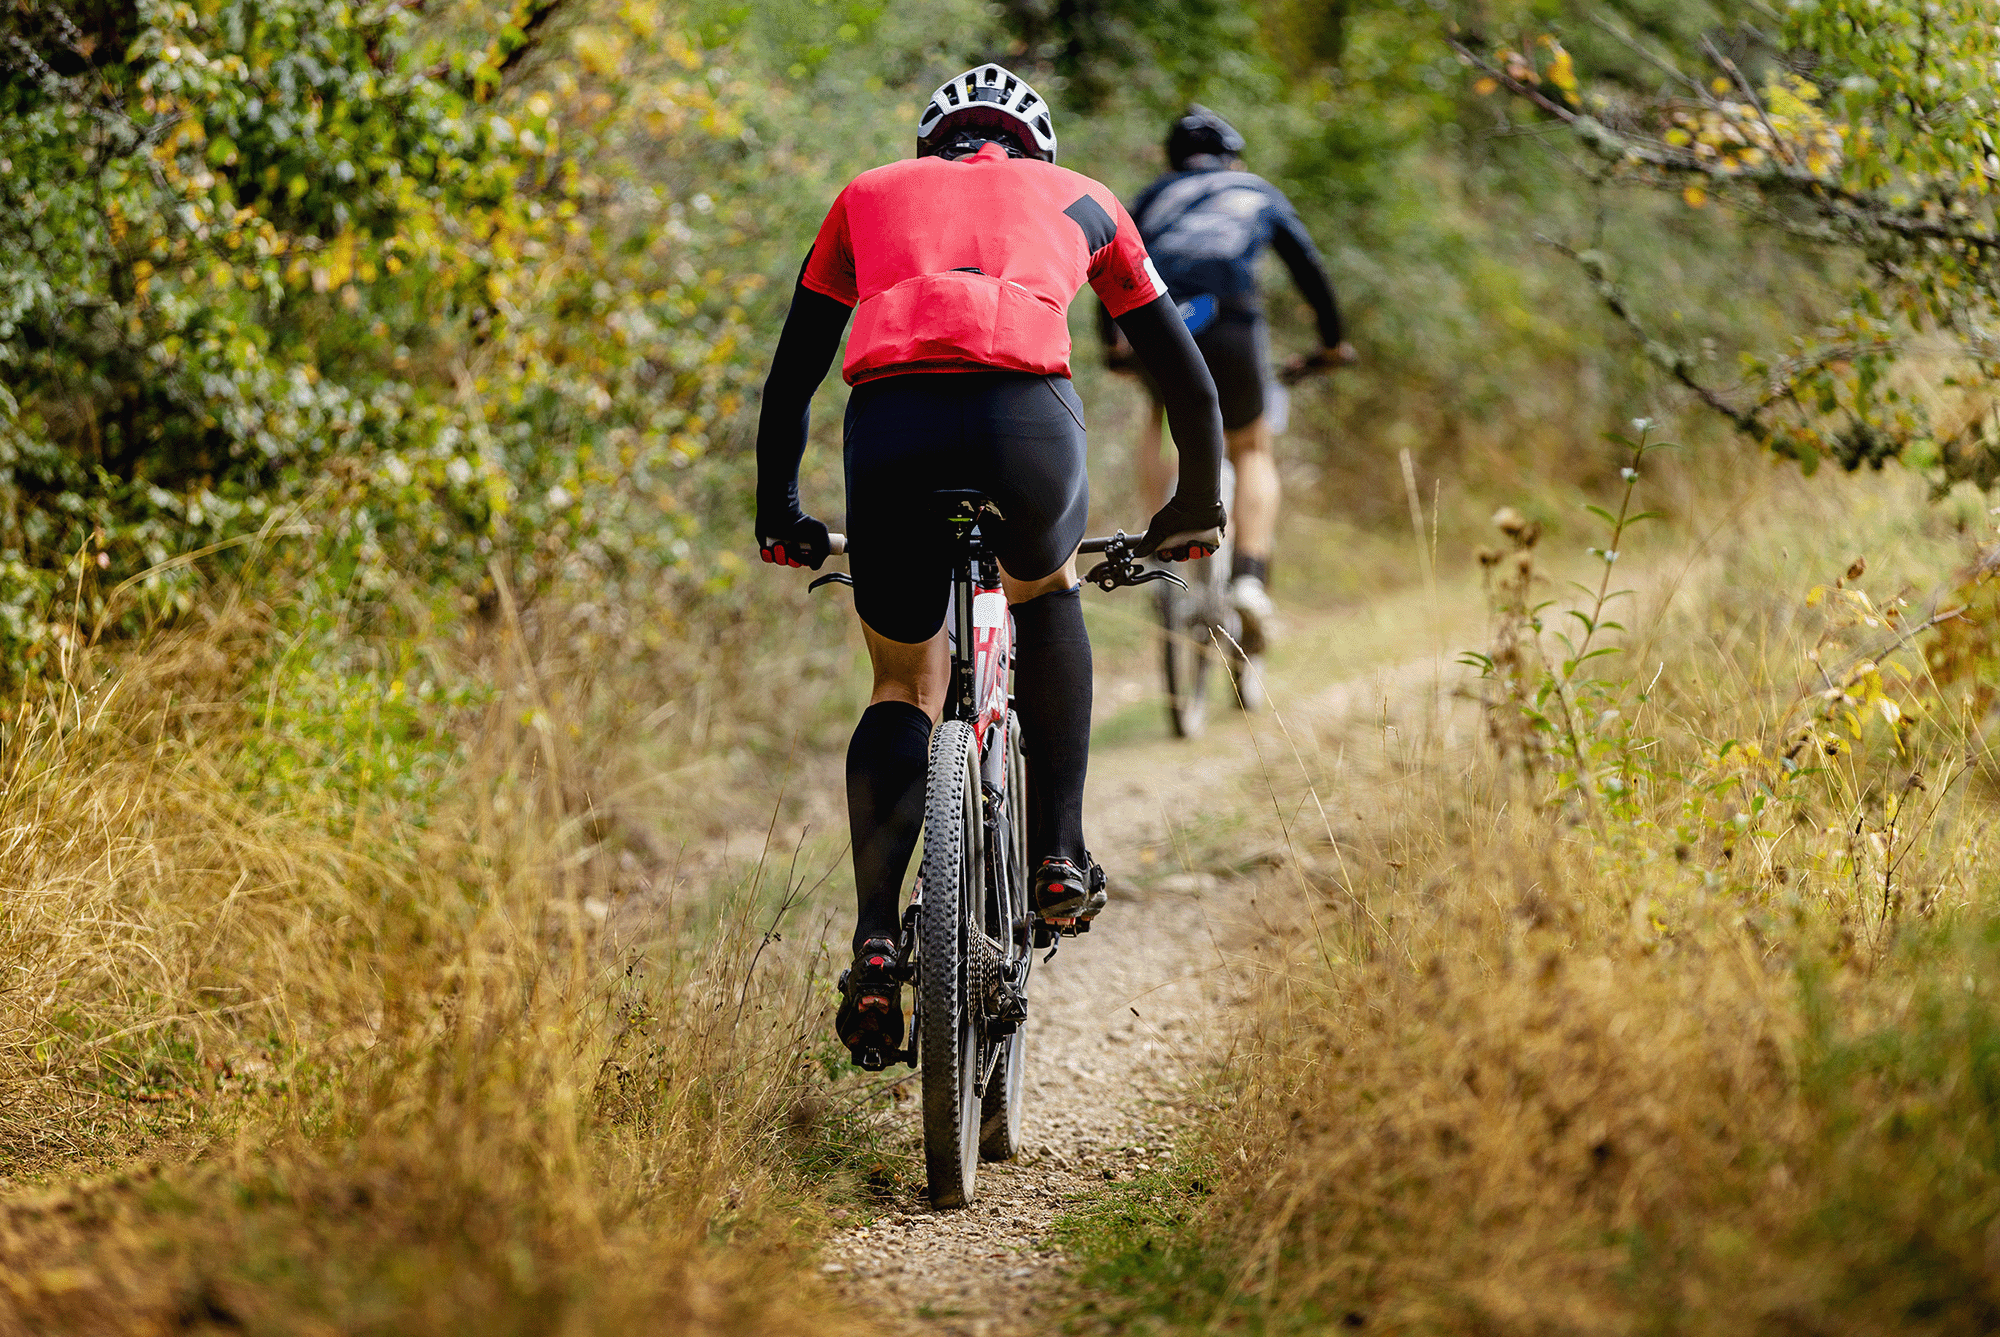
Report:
818,620,1441,1335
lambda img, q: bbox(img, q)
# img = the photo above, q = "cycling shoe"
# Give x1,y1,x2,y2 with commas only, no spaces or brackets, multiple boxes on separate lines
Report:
1230,575,1278,656
1034,855,1108,925
1233,653,1268,713
835,937,906,1070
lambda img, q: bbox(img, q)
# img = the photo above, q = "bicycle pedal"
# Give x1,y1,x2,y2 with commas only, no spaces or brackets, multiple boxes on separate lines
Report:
856,1047,888,1073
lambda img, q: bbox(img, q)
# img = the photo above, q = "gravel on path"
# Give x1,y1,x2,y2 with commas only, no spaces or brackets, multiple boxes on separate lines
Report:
815,630,1454,1334
817,717,1272,1335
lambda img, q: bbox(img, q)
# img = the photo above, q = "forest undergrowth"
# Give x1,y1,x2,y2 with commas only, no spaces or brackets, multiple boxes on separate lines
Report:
1059,454,2000,1335
0,567,877,1333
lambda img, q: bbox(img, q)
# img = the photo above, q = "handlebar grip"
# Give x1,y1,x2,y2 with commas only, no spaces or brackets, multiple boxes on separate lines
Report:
1078,537,1112,555
827,533,846,555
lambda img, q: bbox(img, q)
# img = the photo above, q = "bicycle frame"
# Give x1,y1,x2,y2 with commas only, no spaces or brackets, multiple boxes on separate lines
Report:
938,494,1013,767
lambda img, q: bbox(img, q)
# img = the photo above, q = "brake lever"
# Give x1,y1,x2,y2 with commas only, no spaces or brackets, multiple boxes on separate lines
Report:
1083,555,1189,593
807,572,855,592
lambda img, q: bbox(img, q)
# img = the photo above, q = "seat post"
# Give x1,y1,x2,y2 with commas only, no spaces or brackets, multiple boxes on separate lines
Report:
932,490,994,724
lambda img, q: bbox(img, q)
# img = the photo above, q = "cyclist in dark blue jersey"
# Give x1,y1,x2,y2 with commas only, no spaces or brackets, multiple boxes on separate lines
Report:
1104,106,1355,688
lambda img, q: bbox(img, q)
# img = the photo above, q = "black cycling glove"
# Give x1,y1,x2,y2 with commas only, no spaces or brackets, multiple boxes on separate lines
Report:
757,511,833,570
1140,494,1226,562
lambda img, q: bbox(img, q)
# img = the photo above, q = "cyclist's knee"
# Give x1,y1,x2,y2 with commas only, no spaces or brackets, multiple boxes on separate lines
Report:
1000,552,1080,604
1226,417,1271,458
863,624,948,720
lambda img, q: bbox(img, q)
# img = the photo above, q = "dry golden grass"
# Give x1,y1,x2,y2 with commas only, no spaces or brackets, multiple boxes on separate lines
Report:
0,593,866,1335
1068,466,2000,1335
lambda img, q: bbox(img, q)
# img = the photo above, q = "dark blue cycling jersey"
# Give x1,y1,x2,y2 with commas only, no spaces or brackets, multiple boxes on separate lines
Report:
1129,165,1342,347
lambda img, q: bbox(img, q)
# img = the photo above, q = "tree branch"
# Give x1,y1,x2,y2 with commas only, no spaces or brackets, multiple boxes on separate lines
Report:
1535,233,1771,444
1451,37,2000,257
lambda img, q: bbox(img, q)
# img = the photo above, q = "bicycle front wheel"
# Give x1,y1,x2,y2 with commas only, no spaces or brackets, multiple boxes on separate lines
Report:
918,718,984,1208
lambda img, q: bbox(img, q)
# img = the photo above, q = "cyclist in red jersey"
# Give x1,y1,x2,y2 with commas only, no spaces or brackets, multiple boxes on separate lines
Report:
755,64,1230,1064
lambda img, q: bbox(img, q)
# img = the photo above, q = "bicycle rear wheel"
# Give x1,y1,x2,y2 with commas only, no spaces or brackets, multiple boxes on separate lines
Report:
1159,580,1213,738
918,719,984,1208
979,713,1028,1161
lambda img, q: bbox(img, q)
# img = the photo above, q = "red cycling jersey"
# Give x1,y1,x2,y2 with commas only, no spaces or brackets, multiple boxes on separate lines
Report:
800,142,1166,385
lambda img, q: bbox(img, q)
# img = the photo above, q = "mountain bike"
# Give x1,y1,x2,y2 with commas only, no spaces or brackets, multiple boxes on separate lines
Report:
808,493,1177,1208
1153,357,1340,738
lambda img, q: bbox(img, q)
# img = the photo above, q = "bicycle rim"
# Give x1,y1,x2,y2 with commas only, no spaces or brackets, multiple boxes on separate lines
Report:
979,714,1028,1161
918,719,983,1208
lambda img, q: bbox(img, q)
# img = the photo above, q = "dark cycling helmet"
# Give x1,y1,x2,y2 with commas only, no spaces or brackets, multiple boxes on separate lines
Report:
917,63,1057,163
1166,105,1245,168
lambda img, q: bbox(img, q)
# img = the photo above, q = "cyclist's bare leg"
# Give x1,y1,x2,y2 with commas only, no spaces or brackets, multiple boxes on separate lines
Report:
1227,414,1277,563
999,550,1079,604
1226,414,1279,671
862,623,949,721
1134,398,1173,513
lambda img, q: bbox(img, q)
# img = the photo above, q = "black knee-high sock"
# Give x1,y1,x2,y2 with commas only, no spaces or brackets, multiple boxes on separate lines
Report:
1011,584,1092,868
846,700,933,954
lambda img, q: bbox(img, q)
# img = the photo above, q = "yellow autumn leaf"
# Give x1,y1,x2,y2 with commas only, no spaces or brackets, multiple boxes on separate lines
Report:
572,27,627,77
1547,50,1577,93
1684,185,1708,208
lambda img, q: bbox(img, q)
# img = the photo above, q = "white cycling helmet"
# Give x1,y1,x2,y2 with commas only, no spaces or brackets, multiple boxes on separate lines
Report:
916,63,1057,163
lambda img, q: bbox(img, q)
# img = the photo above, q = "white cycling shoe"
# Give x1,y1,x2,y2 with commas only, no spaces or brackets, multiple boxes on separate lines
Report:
1230,575,1279,656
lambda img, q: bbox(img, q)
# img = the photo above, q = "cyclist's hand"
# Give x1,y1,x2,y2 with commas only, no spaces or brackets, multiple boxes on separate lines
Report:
1141,495,1227,562
757,513,832,570
1280,343,1357,384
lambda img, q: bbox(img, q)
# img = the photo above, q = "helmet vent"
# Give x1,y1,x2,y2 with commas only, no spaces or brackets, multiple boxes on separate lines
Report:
944,84,960,106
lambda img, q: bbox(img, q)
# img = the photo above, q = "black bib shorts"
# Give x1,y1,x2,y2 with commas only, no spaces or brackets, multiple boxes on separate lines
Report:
1136,310,1267,432
843,370,1089,645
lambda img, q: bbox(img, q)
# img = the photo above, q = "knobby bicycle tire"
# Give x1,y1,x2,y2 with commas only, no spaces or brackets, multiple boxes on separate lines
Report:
919,719,984,1208
979,713,1028,1161
1159,579,1214,739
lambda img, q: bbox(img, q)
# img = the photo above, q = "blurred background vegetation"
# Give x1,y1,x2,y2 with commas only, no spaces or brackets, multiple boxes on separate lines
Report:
0,0,1904,689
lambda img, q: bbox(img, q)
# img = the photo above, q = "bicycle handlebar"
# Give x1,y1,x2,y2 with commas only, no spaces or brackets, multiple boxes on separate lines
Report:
827,533,846,555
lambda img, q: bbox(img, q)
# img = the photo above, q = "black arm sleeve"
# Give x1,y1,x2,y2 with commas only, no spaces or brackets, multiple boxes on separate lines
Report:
1114,294,1225,510
1270,210,1344,349
753,271,853,523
